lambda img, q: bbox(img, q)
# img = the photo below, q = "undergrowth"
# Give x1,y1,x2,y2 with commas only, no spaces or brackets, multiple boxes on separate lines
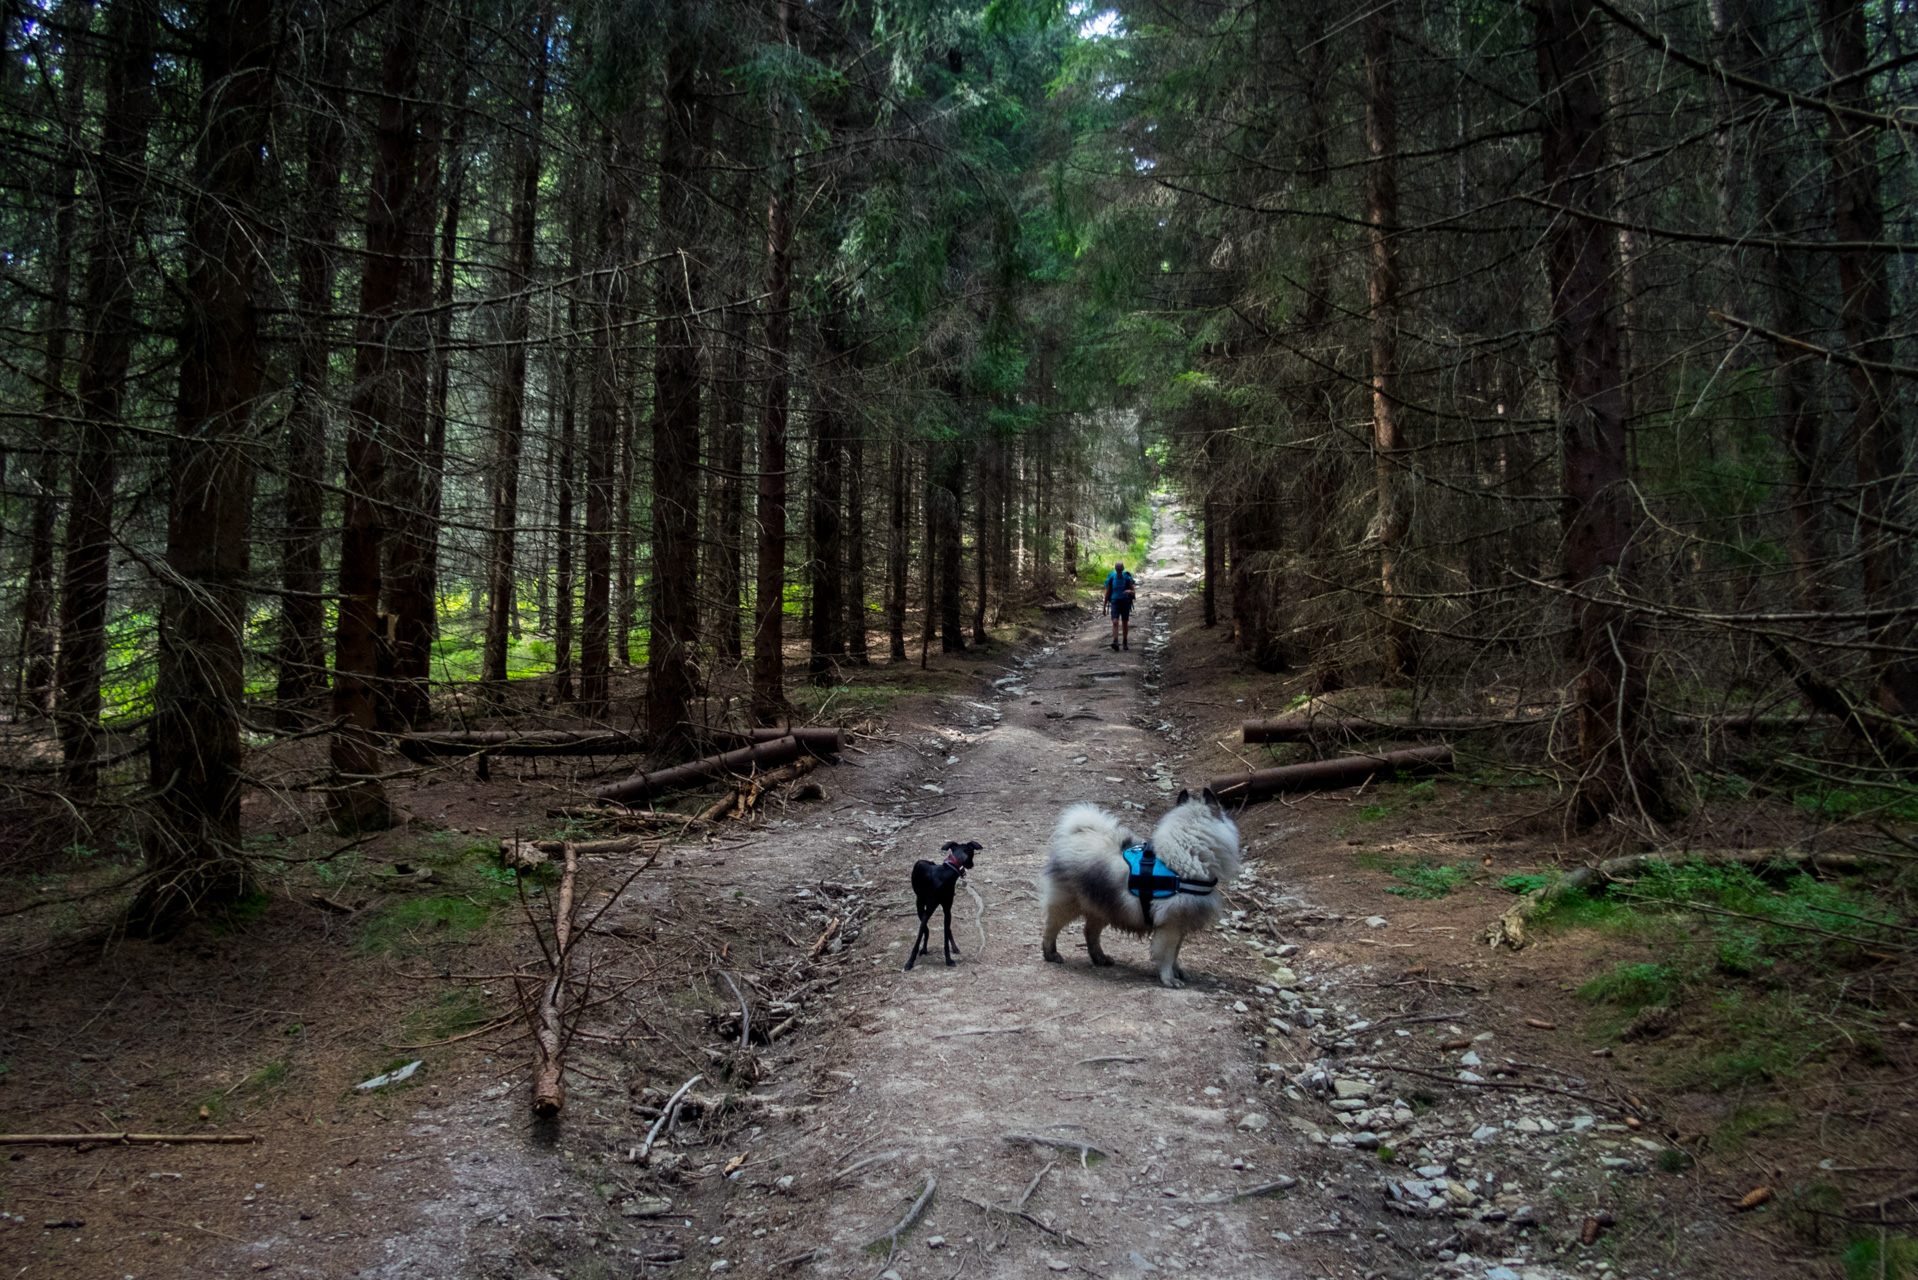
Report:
1549,859,1911,1091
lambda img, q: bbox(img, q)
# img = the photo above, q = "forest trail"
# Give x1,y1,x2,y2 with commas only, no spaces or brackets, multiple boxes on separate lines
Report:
732,509,1321,1280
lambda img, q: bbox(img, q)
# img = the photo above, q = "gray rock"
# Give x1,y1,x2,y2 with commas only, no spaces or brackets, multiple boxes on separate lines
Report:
1237,1113,1270,1132
1365,916,1389,929
1333,1078,1372,1100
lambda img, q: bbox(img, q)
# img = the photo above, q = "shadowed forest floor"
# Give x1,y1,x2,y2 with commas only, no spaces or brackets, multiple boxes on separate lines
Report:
0,510,1910,1280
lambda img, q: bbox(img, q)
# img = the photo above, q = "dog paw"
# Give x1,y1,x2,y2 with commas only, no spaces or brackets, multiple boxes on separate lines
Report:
1159,975,1186,989
1041,949,1063,964
1090,953,1114,967
945,958,955,967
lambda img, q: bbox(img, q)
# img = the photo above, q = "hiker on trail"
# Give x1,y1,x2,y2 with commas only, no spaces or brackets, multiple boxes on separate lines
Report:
1104,561,1136,652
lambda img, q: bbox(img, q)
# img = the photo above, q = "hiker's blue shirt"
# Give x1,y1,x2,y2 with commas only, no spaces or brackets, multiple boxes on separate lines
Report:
1105,570,1134,600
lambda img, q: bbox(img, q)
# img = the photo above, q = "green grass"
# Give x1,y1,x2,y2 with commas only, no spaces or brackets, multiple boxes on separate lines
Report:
1386,863,1474,899
1579,962,1676,1012
404,990,493,1044
358,895,496,953
1841,1234,1918,1279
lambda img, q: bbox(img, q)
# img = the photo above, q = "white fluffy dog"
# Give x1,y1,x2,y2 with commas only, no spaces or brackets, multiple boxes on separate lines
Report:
1040,788,1241,988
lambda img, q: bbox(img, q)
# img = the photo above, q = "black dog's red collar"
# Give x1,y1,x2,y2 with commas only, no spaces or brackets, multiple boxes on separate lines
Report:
943,852,968,874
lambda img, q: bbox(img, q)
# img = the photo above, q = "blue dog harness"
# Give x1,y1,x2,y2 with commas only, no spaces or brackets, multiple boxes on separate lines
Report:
1123,841,1217,930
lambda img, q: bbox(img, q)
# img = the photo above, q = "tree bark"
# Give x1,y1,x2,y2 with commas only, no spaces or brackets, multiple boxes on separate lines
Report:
887,434,908,659
1535,0,1663,823
54,0,156,791
971,443,989,646
423,6,474,645
15,0,93,718
330,0,423,831
380,74,442,732
845,414,868,664
1818,0,1915,717
133,0,274,931
580,146,626,719
553,240,580,702
806,362,845,685
937,444,965,652
751,7,795,723
274,1,344,729
481,8,550,699
648,21,709,747
713,303,747,662
1366,0,1412,683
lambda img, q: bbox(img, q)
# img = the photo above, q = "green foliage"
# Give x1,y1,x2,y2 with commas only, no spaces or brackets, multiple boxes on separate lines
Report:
1501,874,1553,895
1841,1235,1918,1274
1386,863,1473,899
358,896,495,954
1578,963,1676,1012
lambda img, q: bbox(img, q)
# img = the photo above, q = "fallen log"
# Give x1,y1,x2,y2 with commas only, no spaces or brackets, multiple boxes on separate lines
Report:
0,1133,256,1146
698,757,822,823
1209,745,1453,804
1242,711,1830,744
530,842,580,1117
591,734,833,806
501,835,659,870
395,729,645,760
1486,849,1867,949
1244,716,1542,743
689,725,843,754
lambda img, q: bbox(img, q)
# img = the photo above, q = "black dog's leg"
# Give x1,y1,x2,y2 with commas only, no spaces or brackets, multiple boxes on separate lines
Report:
942,899,957,966
905,906,931,970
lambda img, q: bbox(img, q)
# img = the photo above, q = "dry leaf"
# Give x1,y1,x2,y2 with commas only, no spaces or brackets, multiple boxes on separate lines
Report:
1402,966,1429,977
1524,1018,1556,1030
1737,1187,1773,1211
1438,1039,1472,1051
723,1155,747,1175
1580,1216,1602,1245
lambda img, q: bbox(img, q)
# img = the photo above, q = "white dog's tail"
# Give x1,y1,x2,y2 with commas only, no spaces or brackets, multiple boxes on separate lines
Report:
1049,802,1127,853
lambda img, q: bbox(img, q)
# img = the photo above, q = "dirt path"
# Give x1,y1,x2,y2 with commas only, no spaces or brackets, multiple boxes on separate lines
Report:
722,511,1320,1280
10,510,1718,1280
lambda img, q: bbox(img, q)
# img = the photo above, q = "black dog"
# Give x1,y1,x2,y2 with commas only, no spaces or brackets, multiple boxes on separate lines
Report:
905,841,981,970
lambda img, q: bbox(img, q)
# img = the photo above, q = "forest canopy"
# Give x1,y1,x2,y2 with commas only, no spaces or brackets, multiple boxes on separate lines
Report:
0,0,1913,928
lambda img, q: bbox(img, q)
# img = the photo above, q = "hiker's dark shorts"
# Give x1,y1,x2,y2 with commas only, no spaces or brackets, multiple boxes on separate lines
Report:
1112,597,1133,620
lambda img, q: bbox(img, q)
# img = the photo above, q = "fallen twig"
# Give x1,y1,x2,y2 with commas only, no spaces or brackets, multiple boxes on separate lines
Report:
1344,1059,1641,1117
720,970,750,1049
1003,1133,1113,1167
1232,1175,1300,1200
530,842,581,1117
865,1174,937,1254
0,1133,256,1146
808,918,841,959
833,1150,901,1183
1075,1056,1143,1066
959,1194,1088,1246
1017,1160,1055,1208
933,1026,1027,1040
636,1074,704,1164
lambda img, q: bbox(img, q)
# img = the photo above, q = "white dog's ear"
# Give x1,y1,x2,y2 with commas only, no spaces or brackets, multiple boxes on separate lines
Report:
1201,786,1224,813
1176,788,1190,806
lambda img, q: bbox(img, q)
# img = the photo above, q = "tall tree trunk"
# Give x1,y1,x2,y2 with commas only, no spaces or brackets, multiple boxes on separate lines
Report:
482,9,550,699
713,304,747,662
887,434,908,660
1535,0,1663,822
1818,0,1914,716
750,8,795,722
1201,500,1217,628
553,242,580,701
615,391,637,664
1366,0,1412,683
330,0,423,831
381,80,442,731
845,415,868,664
648,21,708,745
938,445,965,652
135,0,273,929
971,443,989,646
424,13,474,645
54,0,156,791
274,2,344,728
16,0,92,717
580,153,625,718
807,390,845,684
